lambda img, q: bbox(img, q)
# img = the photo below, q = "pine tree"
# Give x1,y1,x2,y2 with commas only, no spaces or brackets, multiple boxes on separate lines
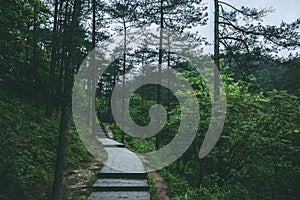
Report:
137,0,208,149
51,0,82,198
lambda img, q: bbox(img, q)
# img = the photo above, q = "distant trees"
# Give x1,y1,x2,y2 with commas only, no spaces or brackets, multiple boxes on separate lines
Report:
214,0,300,80
136,0,208,149
106,0,138,142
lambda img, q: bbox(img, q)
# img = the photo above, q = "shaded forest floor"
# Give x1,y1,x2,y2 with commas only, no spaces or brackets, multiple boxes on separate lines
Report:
64,159,101,199
148,171,170,200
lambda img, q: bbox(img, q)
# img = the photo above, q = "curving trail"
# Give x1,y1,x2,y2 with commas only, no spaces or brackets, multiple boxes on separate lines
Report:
88,130,150,200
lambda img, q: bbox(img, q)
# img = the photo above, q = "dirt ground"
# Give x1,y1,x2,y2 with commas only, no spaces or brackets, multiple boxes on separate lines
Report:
149,171,171,200
65,126,170,200
64,160,100,199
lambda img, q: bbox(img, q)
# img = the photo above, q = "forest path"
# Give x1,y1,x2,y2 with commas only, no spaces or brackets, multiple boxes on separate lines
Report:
65,159,100,199
100,125,171,200
148,172,170,200
88,127,150,200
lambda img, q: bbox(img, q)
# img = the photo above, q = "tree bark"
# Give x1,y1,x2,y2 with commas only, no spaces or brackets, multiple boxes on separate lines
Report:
214,0,220,101
121,17,127,143
46,0,59,117
156,0,163,150
141,51,145,109
51,0,81,199
56,0,70,116
91,0,97,135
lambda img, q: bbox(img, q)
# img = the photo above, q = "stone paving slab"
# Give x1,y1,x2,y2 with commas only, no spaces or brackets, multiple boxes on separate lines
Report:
93,178,149,191
89,135,150,199
98,138,125,147
95,125,106,138
100,148,145,174
88,191,151,200
97,132,106,138
98,171,147,179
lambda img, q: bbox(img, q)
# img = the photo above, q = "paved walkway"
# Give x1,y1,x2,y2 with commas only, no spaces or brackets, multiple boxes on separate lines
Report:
88,127,150,200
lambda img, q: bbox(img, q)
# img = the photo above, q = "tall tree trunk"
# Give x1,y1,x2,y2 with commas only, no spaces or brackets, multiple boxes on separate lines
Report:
214,0,220,101
56,59,64,115
121,18,127,143
167,34,171,112
55,4,62,115
112,62,117,125
91,0,97,135
141,51,145,109
56,0,70,116
51,0,81,199
156,0,163,150
46,0,59,117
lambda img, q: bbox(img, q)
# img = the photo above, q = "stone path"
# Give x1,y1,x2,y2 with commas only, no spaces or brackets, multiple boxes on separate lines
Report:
88,129,150,200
